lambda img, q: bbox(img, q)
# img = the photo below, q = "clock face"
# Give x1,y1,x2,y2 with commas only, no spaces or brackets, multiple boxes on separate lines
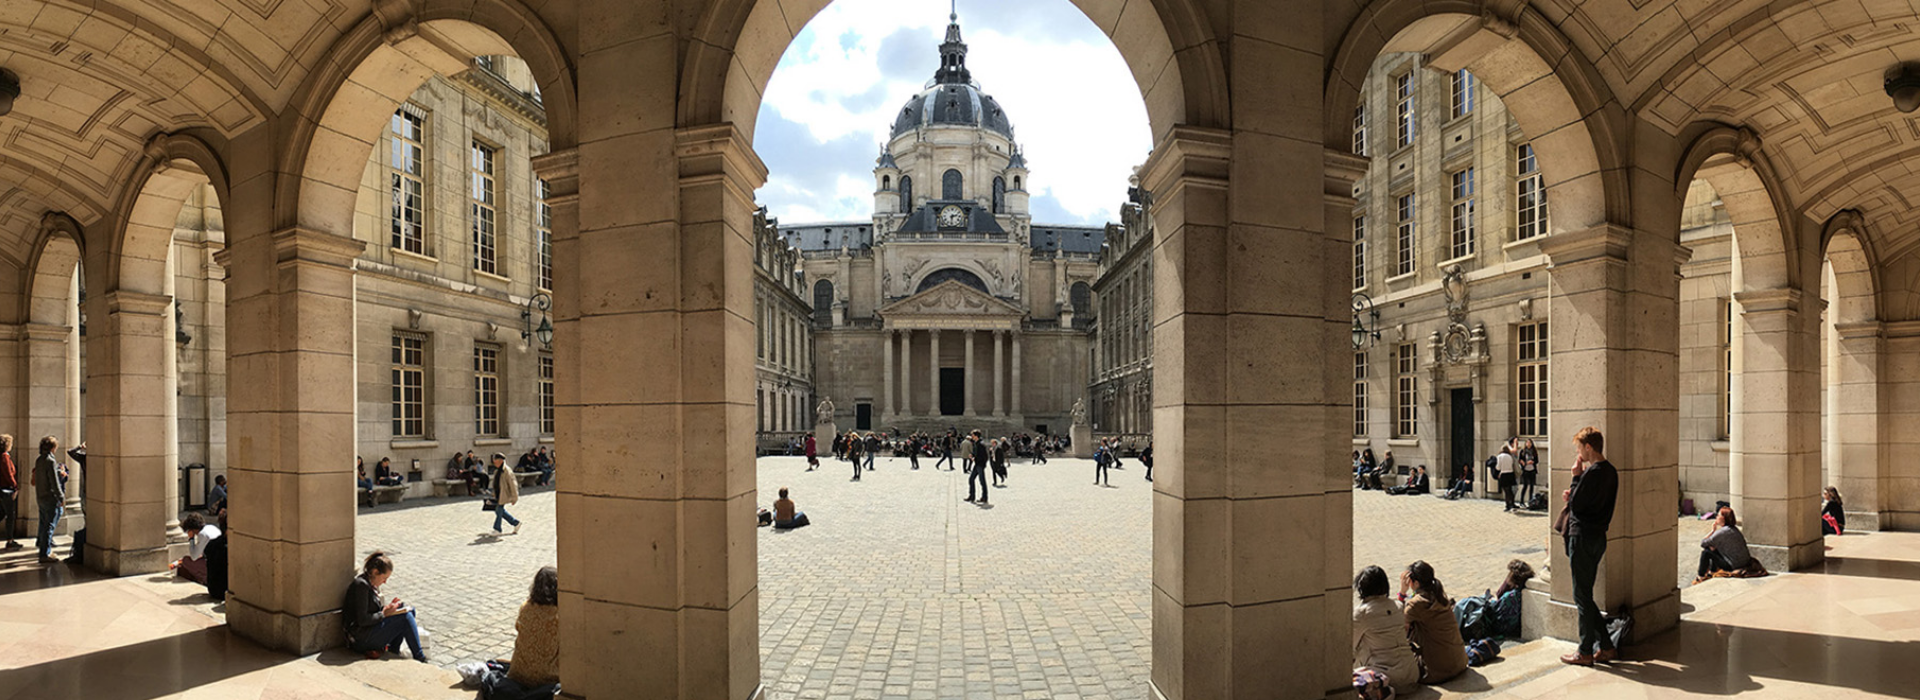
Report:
939,205,966,229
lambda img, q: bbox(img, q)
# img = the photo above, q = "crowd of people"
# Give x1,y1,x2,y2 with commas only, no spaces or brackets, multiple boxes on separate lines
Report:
1353,436,1540,508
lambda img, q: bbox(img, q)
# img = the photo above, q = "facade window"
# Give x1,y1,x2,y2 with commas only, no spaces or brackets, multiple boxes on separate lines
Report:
1516,322,1549,437
1450,168,1476,259
391,333,427,438
992,176,1006,213
1352,215,1367,291
899,176,913,213
1395,343,1418,438
1516,143,1547,240
536,178,552,290
389,108,427,255
474,344,502,437
470,142,499,274
1354,351,1368,437
539,353,554,436
1451,70,1475,118
1395,193,1416,277
942,169,963,200
1352,103,1367,156
1395,72,1415,148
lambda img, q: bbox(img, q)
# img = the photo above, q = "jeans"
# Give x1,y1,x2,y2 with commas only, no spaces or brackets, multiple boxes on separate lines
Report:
351,610,426,661
937,450,952,469
967,464,989,502
864,451,874,470
1697,548,1736,578
774,512,810,529
1567,534,1614,655
1095,461,1109,485
1520,470,1538,503
493,505,520,532
37,501,62,558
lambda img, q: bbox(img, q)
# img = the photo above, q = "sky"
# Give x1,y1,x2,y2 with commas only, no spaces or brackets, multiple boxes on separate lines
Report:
752,0,1151,226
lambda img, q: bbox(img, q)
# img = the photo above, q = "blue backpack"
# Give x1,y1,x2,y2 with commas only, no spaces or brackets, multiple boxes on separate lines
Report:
1453,595,1492,643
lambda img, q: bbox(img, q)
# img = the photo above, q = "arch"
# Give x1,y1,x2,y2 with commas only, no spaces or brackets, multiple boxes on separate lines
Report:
22,212,86,326
1675,124,1802,293
101,132,231,298
1325,4,1628,232
899,176,913,213
942,169,963,201
915,268,990,295
1821,210,1878,325
279,0,579,237
811,279,834,326
1070,281,1093,317
882,175,891,191
681,0,1227,144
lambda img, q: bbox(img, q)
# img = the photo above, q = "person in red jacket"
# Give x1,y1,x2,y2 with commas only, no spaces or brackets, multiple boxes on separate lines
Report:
804,434,818,471
0,434,18,551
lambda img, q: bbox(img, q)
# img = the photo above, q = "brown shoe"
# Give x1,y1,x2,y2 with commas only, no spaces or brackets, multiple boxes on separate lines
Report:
1594,648,1618,664
1559,652,1595,666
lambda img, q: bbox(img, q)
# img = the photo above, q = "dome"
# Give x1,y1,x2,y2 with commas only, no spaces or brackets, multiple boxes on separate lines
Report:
887,14,1015,140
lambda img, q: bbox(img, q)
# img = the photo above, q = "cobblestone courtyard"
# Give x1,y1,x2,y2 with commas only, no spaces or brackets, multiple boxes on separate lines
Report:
353,456,1701,698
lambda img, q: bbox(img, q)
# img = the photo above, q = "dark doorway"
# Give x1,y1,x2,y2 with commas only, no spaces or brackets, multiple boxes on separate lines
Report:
856,402,872,431
940,368,965,415
1450,388,1475,485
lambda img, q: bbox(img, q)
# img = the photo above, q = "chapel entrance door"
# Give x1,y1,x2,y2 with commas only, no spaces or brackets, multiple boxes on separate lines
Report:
940,368,965,415
1450,387,1475,484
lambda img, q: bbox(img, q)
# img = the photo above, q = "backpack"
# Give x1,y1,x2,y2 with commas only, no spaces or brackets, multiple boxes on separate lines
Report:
1465,638,1501,666
1527,492,1548,511
1453,595,1492,643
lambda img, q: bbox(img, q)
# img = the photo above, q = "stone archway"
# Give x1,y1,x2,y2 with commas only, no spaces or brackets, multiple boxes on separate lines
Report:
1820,212,1887,530
10,215,86,549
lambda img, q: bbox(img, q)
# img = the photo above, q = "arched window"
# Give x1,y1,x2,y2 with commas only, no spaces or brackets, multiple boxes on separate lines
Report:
942,169,963,200
898,176,913,213
812,280,834,326
1070,281,1093,329
1013,175,1021,189
882,175,891,191
915,268,992,295
992,177,1006,213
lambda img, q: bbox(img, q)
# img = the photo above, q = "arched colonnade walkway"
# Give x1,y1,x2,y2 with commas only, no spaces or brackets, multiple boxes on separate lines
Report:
3,0,1919,697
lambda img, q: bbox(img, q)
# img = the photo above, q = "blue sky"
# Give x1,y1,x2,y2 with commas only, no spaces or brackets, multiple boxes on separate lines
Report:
752,0,1151,226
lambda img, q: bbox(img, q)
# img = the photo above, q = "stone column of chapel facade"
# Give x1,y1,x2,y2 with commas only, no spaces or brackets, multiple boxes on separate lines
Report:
80,288,177,576
900,329,912,417
929,330,941,418
1730,286,1825,571
963,329,976,416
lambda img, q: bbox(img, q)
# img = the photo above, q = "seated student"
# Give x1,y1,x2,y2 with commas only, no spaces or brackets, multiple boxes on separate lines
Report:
1443,464,1473,500
344,551,427,662
1487,559,1534,640
208,474,229,515
374,457,403,487
204,512,229,601
1822,486,1845,535
173,513,222,584
357,457,374,491
773,487,810,530
1400,561,1469,684
1695,506,1752,582
1351,566,1420,697
482,566,562,699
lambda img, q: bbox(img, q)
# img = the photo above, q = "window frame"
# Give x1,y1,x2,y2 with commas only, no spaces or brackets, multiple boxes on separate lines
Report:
389,107,428,255
391,332,429,438
1353,102,1368,156
469,140,499,275
1352,214,1367,291
1395,343,1418,438
539,353,555,437
536,177,553,291
1450,70,1475,119
1395,193,1416,277
1395,72,1415,149
474,343,503,437
1354,351,1368,437
1449,167,1476,260
1516,321,1549,438
1516,143,1548,241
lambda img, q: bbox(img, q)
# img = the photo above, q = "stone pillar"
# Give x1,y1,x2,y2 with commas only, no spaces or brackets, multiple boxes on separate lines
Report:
900,329,912,417
81,290,177,575
882,327,894,419
929,330,941,417
1731,288,1824,570
1829,321,1885,530
1010,332,1022,417
551,123,762,698
992,330,1005,417
21,323,79,536
963,330,975,416
1532,224,1684,644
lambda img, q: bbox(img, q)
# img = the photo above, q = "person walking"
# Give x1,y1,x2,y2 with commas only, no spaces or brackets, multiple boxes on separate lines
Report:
1093,444,1111,486
1519,438,1539,505
804,433,818,471
863,432,878,471
847,432,863,481
1141,441,1154,482
908,434,922,470
1495,445,1517,512
485,452,522,536
1560,427,1618,667
964,430,990,505
31,435,65,564
0,434,19,552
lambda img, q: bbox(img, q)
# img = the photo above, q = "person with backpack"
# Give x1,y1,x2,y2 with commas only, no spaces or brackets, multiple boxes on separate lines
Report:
1399,561,1468,684
1351,565,1420,697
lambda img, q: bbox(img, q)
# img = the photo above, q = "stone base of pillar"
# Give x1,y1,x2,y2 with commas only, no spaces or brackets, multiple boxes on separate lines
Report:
814,422,837,448
1520,579,1679,645
228,596,345,655
54,508,83,536
1070,424,1092,458
85,542,171,576
1845,510,1885,532
1750,540,1824,572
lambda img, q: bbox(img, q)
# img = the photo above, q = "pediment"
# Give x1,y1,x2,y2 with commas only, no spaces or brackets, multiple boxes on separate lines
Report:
880,280,1024,317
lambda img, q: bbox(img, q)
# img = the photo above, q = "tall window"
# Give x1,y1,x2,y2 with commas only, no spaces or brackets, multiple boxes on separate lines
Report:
1395,343,1418,437
470,142,498,274
1395,193,1416,276
1352,103,1368,156
1450,168,1476,259
992,176,1006,213
539,353,554,436
1395,72,1415,148
391,333,427,438
1354,351,1368,437
474,344,501,436
536,178,552,290
1516,143,1547,240
942,169,963,200
389,109,426,254
1451,70,1475,118
1516,322,1549,437
1352,215,1367,290
898,176,913,213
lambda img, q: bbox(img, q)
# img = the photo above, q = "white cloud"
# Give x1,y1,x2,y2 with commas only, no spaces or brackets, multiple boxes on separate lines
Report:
753,0,1150,226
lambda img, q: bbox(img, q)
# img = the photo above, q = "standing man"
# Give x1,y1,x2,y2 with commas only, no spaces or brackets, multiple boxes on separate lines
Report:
1560,427,1618,667
863,432,878,471
1496,444,1517,512
964,430,990,505
32,435,65,564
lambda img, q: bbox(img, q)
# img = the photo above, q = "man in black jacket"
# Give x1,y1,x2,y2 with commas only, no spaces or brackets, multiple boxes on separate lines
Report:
964,430,990,505
1561,426,1618,667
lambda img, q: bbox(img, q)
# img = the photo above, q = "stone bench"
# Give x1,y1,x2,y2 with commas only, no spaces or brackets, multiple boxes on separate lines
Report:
360,484,407,506
514,470,543,487
432,479,471,498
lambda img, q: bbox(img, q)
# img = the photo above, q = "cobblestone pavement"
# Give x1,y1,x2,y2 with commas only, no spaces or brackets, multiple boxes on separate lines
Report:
351,457,1702,697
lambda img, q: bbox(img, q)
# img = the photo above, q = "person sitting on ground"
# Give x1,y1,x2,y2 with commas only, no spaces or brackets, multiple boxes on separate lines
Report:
1443,464,1473,499
773,487,810,530
204,512,229,601
484,565,561,698
344,551,427,662
1389,466,1430,495
1352,565,1421,697
1400,561,1469,684
173,512,221,584
1822,486,1845,535
1695,506,1752,583
1370,452,1396,491
535,446,555,485
1487,559,1534,639
208,474,229,515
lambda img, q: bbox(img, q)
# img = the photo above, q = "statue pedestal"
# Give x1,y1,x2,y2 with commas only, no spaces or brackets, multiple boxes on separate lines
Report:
1070,424,1093,458
814,422,837,450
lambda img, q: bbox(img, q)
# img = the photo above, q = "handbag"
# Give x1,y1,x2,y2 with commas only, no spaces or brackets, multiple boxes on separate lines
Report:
1552,505,1570,534
482,501,498,512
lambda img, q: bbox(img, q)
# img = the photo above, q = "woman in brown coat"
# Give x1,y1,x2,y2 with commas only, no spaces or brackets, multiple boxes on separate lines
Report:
1400,560,1469,684
507,566,559,687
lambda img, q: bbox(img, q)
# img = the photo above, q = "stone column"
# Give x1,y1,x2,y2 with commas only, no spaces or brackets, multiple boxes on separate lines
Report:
1731,288,1824,570
899,329,912,417
21,323,79,535
963,330,976,416
1011,332,1022,416
882,327,895,419
81,290,176,575
929,330,941,417
1533,224,1684,644
1829,321,1885,530
992,330,1005,417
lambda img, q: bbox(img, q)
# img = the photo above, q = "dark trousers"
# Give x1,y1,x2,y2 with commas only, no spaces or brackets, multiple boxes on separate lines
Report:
936,450,953,469
1500,472,1517,510
1520,470,1537,503
351,610,426,661
0,490,15,542
1143,459,1152,481
967,465,989,502
1095,461,1109,485
1567,534,1614,656
852,455,862,480
1697,548,1736,578
909,452,920,470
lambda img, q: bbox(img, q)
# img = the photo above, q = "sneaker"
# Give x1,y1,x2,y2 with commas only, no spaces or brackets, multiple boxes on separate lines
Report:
512,523,521,535
2,542,21,551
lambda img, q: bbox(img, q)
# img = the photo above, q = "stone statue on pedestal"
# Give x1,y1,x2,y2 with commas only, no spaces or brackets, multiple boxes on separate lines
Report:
815,397,835,425
1070,398,1087,426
